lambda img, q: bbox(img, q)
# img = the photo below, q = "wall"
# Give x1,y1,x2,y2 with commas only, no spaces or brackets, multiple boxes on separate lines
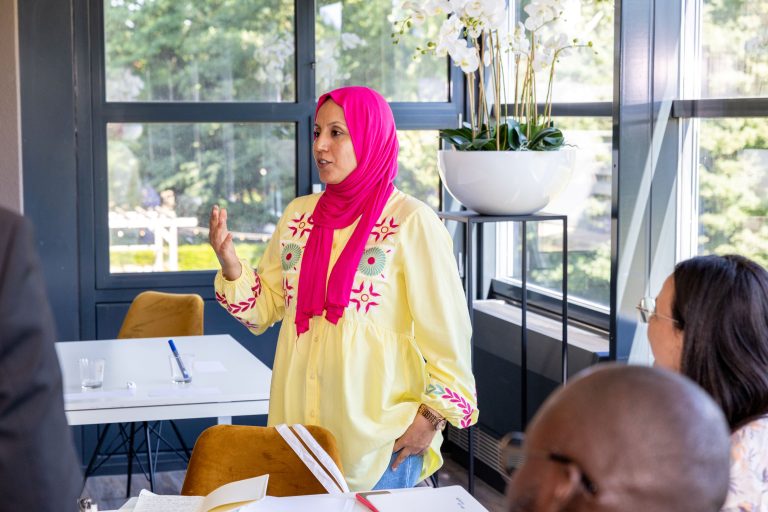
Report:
0,0,21,212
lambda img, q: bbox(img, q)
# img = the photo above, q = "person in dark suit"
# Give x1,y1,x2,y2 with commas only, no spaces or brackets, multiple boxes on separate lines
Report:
0,206,81,510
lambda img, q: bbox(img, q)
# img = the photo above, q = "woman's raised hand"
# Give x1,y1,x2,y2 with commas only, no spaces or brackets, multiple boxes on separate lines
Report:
209,205,242,280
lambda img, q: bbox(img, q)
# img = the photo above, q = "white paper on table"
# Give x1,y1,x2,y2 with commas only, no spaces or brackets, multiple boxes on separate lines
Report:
237,495,360,512
366,486,489,512
132,474,268,512
132,490,202,512
194,361,228,373
147,386,220,398
65,389,136,402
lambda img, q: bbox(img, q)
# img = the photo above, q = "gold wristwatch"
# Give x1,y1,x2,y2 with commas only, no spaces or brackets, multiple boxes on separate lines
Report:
418,403,447,431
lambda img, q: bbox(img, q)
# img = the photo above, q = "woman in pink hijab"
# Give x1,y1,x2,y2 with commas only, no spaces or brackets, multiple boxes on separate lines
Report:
210,86,478,491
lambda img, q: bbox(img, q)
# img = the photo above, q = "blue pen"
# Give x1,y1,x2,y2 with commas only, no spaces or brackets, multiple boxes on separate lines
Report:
168,339,191,383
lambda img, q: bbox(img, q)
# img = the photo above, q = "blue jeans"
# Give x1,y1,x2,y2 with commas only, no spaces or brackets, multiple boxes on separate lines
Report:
372,451,424,490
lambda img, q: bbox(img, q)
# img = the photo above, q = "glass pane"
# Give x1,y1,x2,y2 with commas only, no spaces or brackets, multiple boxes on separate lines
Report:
700,2,768,98
496,117,612,307
107,122,295,273
104,0,294,102
499,0,614,104
395,130,440,210
316,0,448,101
698,119,768,265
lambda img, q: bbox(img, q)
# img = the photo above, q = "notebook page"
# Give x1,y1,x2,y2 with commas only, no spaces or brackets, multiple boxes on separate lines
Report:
201,474,269,511
132,490,203,512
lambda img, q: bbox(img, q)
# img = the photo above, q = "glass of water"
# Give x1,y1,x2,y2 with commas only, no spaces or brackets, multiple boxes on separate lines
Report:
79,358,105,389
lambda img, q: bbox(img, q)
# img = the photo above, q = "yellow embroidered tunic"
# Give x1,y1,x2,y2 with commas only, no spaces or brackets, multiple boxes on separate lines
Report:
214,189,478,491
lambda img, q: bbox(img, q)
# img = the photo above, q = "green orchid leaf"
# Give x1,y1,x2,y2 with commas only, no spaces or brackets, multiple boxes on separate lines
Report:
508,122,527,150
528,126,565,151
468,138,493,150
439,129,472,149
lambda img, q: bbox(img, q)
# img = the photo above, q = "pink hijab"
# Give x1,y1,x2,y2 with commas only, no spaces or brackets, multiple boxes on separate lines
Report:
295,86,399,334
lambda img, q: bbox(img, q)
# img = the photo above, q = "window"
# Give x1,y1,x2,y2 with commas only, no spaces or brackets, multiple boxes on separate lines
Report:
107,122,295,273
697,118,768,264
513,0,614,103
678,1,768,264
315,0,448,101
496,118,612,308
698,1,767,99
104,0,295,102
395,130,441,210
492,0,614,316
95,0,459,279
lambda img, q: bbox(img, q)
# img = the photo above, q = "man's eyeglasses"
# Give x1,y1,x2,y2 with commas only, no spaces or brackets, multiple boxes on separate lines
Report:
636,296,679,325
499,432,598,496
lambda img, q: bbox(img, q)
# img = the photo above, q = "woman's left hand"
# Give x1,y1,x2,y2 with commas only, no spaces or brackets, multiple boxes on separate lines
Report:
391,410,438,470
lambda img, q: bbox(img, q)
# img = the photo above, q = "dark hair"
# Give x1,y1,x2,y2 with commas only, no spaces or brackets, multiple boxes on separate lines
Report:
673,254,768,430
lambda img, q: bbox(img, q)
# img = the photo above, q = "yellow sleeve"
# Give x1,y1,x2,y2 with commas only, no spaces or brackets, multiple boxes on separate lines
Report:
402,206,479,428
213,216,285,336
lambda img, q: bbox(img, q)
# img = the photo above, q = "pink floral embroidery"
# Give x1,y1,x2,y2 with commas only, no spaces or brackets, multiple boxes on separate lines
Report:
349,281,381,313
215,291,256,314
283,276,294,309
442,387,476,428
370,217,399,242
236,318,260,330
251,273,262,297
288,213,313,239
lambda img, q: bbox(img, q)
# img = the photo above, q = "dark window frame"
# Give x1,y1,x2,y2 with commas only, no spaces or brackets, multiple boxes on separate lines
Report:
86,0,465,290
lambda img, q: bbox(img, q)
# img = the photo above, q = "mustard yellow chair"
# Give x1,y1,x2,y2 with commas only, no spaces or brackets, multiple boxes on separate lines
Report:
181,425,345,497
118,290,204,339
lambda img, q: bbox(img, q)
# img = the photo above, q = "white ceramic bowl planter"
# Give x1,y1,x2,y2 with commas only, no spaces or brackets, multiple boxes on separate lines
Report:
437,149,576,215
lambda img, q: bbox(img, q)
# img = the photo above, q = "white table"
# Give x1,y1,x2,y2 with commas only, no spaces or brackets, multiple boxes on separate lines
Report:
57,334,271,425
57,334,271,491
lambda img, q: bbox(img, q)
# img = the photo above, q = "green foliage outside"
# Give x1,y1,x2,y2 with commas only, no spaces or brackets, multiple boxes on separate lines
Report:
110,242,266,272
316,0,446,101
695,2,768,266
396,131,440,210
699,119,768,267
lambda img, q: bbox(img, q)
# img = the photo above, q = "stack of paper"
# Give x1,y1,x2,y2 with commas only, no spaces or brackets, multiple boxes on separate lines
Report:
237,485,488,512
131,474,268,512
363,486,488,511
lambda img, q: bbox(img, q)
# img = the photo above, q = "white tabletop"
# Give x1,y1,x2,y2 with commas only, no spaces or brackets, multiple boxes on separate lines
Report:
56,334,271,426
103,485,490,512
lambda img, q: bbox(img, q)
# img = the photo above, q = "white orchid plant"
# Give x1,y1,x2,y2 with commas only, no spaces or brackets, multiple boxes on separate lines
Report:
393,0,594,151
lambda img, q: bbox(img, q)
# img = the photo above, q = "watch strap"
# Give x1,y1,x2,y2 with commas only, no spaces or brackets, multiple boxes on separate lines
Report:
418,403,447,430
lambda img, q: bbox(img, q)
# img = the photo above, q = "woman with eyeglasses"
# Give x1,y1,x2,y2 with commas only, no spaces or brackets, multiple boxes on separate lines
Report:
642,254,768,511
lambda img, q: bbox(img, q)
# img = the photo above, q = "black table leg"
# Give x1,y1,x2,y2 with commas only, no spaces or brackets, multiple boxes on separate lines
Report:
143,421,155,492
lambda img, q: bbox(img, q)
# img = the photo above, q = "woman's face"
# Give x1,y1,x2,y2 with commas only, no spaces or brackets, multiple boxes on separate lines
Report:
313,99,358,185
648,275,685,371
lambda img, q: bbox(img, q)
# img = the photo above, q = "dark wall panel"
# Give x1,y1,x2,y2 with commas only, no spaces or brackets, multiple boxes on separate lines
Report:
19,0,80,341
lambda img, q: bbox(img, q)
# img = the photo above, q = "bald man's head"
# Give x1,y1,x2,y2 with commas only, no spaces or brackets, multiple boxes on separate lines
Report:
506,364,731,512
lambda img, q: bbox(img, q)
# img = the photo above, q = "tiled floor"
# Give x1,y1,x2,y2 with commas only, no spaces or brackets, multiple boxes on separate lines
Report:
83,454,508,511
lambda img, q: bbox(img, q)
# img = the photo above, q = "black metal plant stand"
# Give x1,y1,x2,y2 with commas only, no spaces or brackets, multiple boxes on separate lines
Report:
438,211,569,495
